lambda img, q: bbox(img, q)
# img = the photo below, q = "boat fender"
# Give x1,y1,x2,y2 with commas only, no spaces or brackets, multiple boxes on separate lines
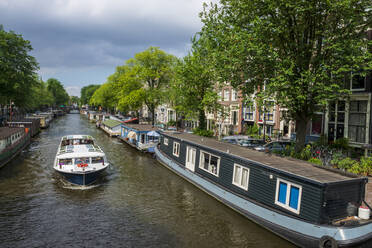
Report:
319,236,338,248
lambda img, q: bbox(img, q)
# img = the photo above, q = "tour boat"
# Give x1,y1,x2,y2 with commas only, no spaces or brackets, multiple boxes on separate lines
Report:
53,135,109,185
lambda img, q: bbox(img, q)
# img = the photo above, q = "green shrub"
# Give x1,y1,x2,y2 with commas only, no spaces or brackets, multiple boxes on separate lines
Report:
299,145,312,160
349,157,372,176
330,152,345,167
246,123,260,138
193,128,214,137
337,157,358,171
167,120,176,127
331,138,349,150
308,157,323,166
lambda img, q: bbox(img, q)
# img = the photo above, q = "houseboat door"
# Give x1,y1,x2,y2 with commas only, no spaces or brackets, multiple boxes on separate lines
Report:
186,146,196,172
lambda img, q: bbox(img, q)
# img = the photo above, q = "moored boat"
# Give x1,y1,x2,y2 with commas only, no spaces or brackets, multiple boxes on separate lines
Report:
0,127,31,168
53,135,109,185
119,124,159,153
155,131,372,248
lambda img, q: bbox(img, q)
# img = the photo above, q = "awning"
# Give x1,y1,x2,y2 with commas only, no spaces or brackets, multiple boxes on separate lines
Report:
147,131,159,137
127,131,137,139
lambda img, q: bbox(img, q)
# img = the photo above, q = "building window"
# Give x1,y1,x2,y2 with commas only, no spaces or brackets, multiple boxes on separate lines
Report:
232,110,239,125
348,100,367,143
173,142,180,157
351,74,366,91
232,164,249,190
245,106,254,121
231,89,238,101
199,151,220,176
164,138,168,146
275,178,302,214
224,89,230,101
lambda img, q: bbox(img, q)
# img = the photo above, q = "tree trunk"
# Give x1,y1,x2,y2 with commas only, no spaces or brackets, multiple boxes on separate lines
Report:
198,108,206,130
295,117,309,152
151,108,155,126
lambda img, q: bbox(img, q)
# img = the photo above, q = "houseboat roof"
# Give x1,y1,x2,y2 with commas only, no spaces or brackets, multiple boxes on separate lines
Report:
122,124,158,132
0,127,23,139
102,119,122,128
163,132,358,184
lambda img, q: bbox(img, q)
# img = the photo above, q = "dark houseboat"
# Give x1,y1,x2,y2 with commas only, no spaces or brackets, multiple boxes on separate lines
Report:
7,118,40,137
155,132,372,248
0,127,31,168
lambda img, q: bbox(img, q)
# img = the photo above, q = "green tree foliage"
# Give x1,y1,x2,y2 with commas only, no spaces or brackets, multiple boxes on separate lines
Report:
70,96,80,105
107,47,176,124
46,78,69,106
90,82,118,112
129,47,177,125
80,84,100,105
27,79,54,110
0,27,39,106
172,36,219,130
200,0,372,151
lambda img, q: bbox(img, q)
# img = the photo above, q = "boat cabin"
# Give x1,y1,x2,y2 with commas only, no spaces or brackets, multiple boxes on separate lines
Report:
120,124,159,152
159,132,368,224
100,119,122,137
7,118,40,137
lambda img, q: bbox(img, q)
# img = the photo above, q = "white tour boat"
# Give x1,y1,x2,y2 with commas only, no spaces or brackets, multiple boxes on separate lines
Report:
54,135,109,185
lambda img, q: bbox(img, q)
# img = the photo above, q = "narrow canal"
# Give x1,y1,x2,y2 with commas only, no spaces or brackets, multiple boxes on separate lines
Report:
0,114,294,247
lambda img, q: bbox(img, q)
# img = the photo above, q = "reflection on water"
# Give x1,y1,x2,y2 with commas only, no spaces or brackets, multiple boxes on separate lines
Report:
0,114,293,247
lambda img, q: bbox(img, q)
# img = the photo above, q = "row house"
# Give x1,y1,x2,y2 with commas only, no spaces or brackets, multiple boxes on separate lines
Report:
207,84,244,135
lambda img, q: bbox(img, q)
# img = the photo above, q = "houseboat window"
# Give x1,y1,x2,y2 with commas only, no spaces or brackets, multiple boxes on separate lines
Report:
232,164,250,190
75,157,90,164
164,138,168,145
58,158,72,165
91,157,104,164
173,142,180,157
199,151,220,176
275,178,302,214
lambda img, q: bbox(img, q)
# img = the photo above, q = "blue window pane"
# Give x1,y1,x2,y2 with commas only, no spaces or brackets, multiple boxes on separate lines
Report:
278,182,287,204
289,186,300,209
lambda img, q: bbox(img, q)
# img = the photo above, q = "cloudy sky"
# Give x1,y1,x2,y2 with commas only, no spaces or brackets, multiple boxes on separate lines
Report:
0,0,213,96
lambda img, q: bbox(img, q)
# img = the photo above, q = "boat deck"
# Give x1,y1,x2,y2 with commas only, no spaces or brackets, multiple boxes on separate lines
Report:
164,132,361,184
122,124,158,132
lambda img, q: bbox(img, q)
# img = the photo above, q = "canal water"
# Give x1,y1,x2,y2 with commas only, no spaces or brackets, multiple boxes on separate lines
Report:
0,114,294,247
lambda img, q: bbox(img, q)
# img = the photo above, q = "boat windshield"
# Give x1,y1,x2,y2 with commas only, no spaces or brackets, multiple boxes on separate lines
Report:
74,157,90,164
61,139,94,147
58,158,72,165
91,157,104,164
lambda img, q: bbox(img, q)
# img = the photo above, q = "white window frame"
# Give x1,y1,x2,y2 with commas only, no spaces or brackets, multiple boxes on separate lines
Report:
275,178,302,214
232,164,250,190
173,142,180,157
199,150,220,177
231,89,238,101
164,138,168,146
224,89,230,101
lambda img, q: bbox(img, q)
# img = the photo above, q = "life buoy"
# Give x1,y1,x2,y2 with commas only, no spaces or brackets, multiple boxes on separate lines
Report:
319,236,338,248
77,163,88,168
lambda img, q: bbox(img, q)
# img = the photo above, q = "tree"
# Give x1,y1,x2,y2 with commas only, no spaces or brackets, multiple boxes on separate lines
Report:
200,0,372,151
173,35,220,131
0,27,39,106
70,96,80,105
28,78,54,110
46,78,69,107
80,84,100,106
129,47,177,125
90,82,118,112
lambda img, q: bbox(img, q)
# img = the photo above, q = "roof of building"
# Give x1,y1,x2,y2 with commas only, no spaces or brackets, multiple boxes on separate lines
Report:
122,124,158,132
0,127,23,139
102,119,122,128
162,132,359,184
